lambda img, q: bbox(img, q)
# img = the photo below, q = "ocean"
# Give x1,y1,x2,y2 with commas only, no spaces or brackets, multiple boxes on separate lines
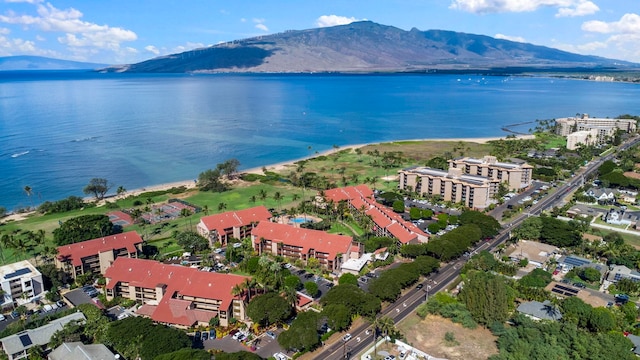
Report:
1,71,639,211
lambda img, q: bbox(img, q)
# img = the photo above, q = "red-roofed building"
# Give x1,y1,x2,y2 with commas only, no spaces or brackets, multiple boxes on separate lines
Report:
197,206,272,246
324,185,429,245
104,257,249,328
252,222,356,271
55,231,143,279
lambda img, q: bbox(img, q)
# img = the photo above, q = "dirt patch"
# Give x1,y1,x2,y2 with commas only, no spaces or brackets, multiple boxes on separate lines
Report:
397,314,498,360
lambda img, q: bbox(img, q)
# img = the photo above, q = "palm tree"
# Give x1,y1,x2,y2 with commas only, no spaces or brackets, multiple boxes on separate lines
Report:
273,192,283,214
378,316,396,343
249,195,257,205
259,189,268,205
116,186,127,197
217,202,227,212
232,283,245,299
285,286,298,309
202,204,209,216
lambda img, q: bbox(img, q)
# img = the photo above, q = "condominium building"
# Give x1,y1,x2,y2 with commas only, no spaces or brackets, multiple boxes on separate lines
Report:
399,166,496,209
556,114,636,137
448,155,533,190
105,257,249,328
252,221,355,271
324,185,429,244
197,205,272,246
0,260,43,309
55,231,143,279
566,129,599,150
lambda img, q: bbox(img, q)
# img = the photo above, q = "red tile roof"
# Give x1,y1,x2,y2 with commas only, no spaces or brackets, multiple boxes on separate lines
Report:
252,221,352,259
57,231,143,267
105,257,248,327
325,185,429,244
199,205,272,232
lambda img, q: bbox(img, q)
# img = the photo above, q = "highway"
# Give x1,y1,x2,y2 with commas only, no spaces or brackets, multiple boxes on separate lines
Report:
314,136,640,360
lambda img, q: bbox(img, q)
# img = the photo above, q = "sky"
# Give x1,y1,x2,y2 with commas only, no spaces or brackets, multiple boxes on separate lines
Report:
1,0,640,65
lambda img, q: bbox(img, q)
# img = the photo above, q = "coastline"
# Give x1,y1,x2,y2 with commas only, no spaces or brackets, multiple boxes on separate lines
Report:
1,134,532,223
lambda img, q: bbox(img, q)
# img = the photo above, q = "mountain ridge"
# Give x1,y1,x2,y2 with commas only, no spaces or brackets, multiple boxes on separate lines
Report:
108,21,638,74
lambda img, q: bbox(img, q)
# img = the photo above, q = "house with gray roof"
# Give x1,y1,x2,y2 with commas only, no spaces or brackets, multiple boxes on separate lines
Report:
48,342,117,360
607,265,640,284
626,334,640,356
0,312,85,360
517,300,563,321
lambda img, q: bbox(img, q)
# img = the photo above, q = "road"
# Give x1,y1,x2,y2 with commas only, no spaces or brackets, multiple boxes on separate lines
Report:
314,135,640,360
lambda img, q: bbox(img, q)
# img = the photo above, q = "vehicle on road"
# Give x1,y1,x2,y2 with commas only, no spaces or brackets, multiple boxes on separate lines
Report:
0,314,5,321
342,333,352,342
416,284,423,290
266,330,276,339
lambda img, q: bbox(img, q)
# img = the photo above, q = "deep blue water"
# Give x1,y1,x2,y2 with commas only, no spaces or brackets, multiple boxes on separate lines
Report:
1,71,640,211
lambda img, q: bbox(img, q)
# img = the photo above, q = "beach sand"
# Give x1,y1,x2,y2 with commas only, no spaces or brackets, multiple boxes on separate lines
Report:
1,135,532,223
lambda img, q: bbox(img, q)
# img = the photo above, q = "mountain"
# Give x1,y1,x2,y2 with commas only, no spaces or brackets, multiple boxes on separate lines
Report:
109,21,638,74
0,56,109,71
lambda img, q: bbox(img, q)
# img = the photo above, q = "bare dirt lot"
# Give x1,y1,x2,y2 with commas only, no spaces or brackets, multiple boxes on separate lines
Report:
397,314,498,360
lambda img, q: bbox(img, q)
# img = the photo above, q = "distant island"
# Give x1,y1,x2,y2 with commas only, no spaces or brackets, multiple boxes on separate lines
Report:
0,55,109,71
103,21,640,76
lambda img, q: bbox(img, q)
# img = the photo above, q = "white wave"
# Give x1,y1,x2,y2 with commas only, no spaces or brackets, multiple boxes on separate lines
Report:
11,151,29,158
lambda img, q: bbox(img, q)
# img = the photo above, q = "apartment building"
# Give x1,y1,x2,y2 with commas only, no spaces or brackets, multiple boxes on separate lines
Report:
399,166,496,209
324,185,428,244
0,261,43,309
104,257,249,328
556,114,636,136
197,205,272,246
252,221,354,271
566,129,599,150
55,231,143,279
448,155,533,190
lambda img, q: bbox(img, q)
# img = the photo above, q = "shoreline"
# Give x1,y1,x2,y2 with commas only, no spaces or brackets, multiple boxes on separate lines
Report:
1,134,532,223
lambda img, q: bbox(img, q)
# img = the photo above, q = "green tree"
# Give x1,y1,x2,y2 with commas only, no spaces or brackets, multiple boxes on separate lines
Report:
175,231,209,252
154,349,211,360
52,214,115,246
197,168,227,192
322,303,351,331
284,275,302,290
304,281,319,298
278,311,320,351
82,178,112,200
579,267,602,283
458,271,513,325
246,292,292,327
338,273,358,286
392,200,405,213
518,268,552,288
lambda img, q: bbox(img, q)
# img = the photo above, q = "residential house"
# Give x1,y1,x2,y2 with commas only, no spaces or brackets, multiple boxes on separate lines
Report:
607,265,640,283
585,188,616,204
0,312,86,360
55,231,143,279
48,342,117,360
626,334,640,357
516,300,563,321
0,260,43,309
506,241,558,269
604,209,640,226
197,206,272,246
324,185,428,244
104,257,250,328
252,221,355,271
558,255,592,272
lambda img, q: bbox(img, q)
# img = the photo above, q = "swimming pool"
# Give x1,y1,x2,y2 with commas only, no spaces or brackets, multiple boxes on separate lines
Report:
289,217,312,224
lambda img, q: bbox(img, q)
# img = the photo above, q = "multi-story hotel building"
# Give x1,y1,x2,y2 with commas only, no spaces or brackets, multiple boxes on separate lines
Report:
399,166,496,209
252,221,355,271
448,156,533,190
197,205,272,246
55,231,143,279
324,185,429,245
556,114,636,137
0,260,43,309
104,257,249,328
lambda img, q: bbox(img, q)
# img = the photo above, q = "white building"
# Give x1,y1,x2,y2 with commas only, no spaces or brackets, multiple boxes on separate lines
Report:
566,129,599,150
0,260,43,309
556,114,637,136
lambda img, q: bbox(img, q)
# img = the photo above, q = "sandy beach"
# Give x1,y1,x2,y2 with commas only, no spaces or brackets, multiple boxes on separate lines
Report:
1,135,532,223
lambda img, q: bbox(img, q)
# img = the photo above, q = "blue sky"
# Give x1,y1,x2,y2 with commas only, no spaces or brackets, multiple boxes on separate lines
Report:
1,0,639,64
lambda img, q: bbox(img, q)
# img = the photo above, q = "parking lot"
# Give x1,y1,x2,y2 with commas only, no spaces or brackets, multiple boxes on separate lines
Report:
291,268,334,299
205,327,288,359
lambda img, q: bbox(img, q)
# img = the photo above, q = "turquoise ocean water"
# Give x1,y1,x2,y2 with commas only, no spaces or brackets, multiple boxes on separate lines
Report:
1,71,639,210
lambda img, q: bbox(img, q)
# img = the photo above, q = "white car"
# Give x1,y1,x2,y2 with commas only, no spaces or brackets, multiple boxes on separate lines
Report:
0,314,5,321
273,353,287,360
342,333,352,342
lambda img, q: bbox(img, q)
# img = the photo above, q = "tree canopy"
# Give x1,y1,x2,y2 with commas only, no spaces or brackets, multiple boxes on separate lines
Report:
104,317,191,360
53,214,116,246
83,178,112,200
246,292,292,327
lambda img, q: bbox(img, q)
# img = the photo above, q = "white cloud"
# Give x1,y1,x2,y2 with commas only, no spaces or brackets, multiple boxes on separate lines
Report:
556,1,599,17
449,0,598,17
5,0,42,3
582,13,640,34
0,27,9,35
171,41,205,54
240,18,246,23
144,45,159,55
252,18,268,32
0,2,137,55
494,33,526,42
316,15,359,28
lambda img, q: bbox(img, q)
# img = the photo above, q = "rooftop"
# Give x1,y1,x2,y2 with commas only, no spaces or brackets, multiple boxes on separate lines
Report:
48,342,116,360
199,205,272,232
57,231,143,267
0,260,40,281
252,221,353,259
516,300,562,321
0,312,86,355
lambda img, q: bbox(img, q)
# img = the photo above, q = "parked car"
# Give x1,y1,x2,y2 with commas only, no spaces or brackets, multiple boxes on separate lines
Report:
56,300,65,308
266,331,276,339
342,333,352,342
209,329,216,339
273,353,287,360
42,304,53,312
416,284,423,290
0,314,5,321
201,331,208,341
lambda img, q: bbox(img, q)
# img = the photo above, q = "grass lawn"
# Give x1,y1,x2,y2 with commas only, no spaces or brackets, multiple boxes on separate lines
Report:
328,222,356,236
595,229,640,249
